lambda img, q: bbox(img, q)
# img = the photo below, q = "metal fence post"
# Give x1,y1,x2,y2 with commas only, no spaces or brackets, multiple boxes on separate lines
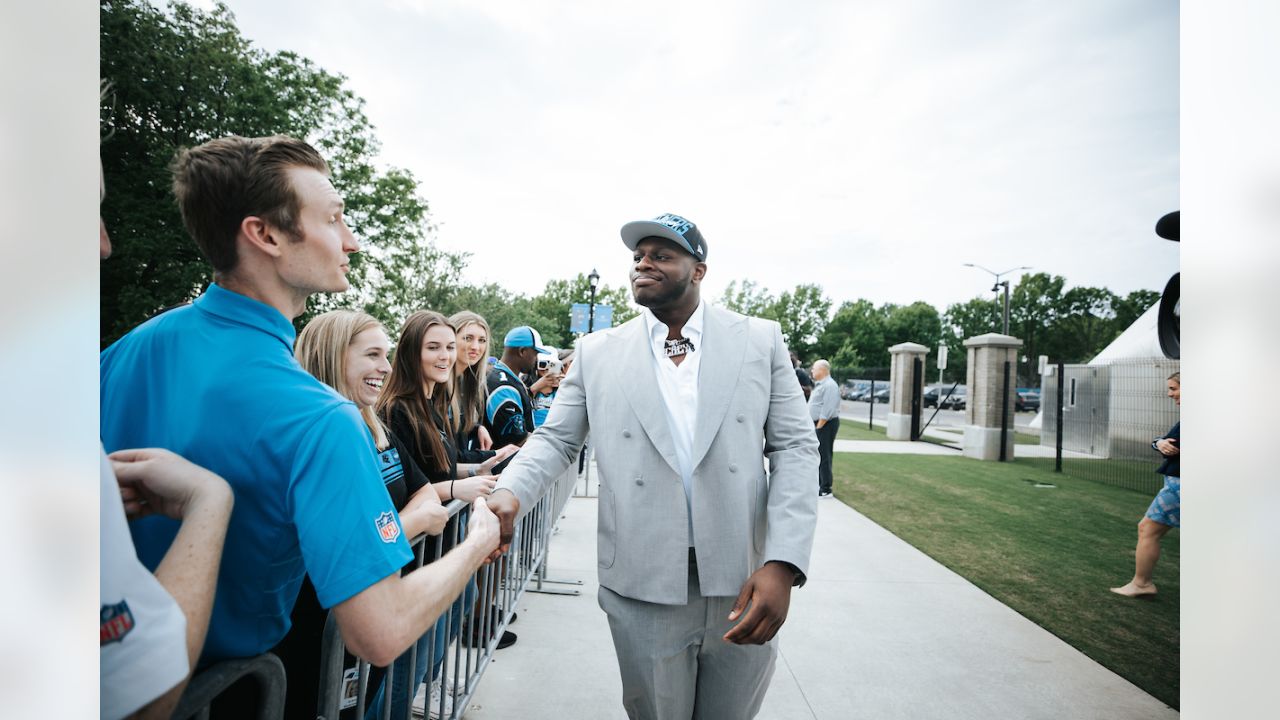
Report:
1055,360,1064,473
1000,359,1010,462
868,378,875,430
910,357,922,441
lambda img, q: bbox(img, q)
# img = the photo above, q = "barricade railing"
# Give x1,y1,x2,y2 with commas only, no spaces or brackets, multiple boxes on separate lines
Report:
315,460,580,720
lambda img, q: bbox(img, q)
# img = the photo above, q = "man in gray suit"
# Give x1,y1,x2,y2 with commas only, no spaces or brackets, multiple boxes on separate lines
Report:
487,212,818,719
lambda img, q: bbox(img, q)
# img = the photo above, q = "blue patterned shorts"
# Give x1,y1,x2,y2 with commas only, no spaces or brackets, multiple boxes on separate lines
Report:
1145,475,1180,527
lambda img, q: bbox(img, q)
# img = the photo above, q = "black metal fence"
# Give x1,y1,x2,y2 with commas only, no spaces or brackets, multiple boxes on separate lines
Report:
1039,357,1179,495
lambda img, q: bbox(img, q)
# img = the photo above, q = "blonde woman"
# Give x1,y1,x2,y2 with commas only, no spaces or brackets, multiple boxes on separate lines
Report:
1112,371,1181,598
279,309,449,720
449,310,495,454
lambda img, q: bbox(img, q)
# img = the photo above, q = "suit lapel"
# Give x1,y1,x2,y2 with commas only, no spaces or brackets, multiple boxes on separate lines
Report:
691,307,748,469
611,318,681,475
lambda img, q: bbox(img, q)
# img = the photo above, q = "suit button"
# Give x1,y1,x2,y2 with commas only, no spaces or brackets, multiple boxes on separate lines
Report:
635,479,644,486
729,464,738,473
622,430,632,438
737,414,745,423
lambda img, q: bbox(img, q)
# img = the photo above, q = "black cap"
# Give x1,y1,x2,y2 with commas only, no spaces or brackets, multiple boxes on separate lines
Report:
1155,211,1179,241
620,213,707,261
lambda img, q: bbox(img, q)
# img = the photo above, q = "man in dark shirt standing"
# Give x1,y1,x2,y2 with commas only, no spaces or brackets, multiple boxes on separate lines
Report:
486,326,548,448
792,351,814,401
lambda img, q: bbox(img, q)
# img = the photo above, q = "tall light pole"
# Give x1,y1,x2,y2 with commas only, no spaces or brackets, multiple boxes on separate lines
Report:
587,268,600,334
963,263,1031,335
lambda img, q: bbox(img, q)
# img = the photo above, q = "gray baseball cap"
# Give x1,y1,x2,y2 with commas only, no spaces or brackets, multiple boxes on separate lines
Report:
620,213,707,261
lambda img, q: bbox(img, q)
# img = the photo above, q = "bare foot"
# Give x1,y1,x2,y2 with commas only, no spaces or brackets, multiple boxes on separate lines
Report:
1110,581,1158,597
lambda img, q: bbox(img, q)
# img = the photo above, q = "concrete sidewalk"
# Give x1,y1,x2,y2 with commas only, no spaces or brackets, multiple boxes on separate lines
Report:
464,473,1177,719
835,416,1097,459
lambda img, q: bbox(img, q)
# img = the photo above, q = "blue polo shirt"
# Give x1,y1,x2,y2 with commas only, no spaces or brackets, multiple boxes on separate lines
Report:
100,283,413,663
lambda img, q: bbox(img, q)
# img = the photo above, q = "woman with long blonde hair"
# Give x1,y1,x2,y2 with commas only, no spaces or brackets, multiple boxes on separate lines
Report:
279,309,449,720
449,310,494,453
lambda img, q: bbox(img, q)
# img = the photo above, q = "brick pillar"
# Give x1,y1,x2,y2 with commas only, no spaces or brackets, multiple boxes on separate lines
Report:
962,333,1023,460
887,342,929,440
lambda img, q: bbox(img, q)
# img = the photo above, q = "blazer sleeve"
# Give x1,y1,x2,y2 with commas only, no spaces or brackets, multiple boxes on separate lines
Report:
493,338,592,513
760,321,820,585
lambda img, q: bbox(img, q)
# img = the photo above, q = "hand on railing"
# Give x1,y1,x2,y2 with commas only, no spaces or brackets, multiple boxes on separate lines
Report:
468,496,501,563
484,490,520,561
450,475,498,502
400,485,450,537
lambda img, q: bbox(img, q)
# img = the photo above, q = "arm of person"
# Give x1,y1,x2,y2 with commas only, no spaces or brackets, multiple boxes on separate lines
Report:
488,342,591,552
110,448,234,720
332,497,499,666
433,475,497,504
823,380,841,422
456,444,517,478
724,321,818,646
486,388,530,448
399,484,449,538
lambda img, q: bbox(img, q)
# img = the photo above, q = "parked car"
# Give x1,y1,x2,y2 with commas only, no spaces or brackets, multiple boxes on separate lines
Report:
922,387,940,408
1016,390,1041,412
870,386,891,404
939,385,967,410
840,380,865,400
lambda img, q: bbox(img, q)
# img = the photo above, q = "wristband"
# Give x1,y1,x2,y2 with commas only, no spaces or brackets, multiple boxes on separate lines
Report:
449,480,455,502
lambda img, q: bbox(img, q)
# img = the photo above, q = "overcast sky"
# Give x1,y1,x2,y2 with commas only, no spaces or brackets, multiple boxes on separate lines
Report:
184,0,1179,313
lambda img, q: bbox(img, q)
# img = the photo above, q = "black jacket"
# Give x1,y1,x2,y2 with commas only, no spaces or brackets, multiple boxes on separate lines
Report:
1153,421,1180,477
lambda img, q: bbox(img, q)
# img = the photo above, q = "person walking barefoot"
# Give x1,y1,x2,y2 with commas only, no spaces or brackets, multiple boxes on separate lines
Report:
1112,372,1180,598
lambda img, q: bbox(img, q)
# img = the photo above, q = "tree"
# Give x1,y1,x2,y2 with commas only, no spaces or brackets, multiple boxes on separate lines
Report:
718,279,775,318
1112,289,1162,331
942,297,1002,383
769,284,831,360
816,299,886,371
99,0,463,344
1055,286,1119,362
501,274,637,350
1009,272,1065,385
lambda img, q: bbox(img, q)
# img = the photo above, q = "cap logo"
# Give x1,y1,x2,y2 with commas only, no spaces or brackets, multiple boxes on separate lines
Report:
655,213,693,236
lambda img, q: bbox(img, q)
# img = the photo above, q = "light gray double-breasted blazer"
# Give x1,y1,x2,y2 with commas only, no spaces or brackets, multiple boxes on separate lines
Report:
496,304,819,605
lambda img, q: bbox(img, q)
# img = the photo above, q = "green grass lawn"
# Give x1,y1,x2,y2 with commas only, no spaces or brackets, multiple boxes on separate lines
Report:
837,420,1039,446
836,421,888,441
832,453,1179,708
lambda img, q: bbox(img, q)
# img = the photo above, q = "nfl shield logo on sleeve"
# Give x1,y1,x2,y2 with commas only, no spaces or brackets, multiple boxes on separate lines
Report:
375,511,401,543
100,600,135,645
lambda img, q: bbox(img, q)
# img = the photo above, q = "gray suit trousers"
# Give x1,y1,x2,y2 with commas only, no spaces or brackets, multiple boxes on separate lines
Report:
597,550,777,720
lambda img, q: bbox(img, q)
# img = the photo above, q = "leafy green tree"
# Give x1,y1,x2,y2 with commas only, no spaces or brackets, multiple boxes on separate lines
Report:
1112,289,1162,331
718,279,775,318
99,0,463,344
499,274,637,350
1054,286,1119,362
1009,272,1065,385
769,284,831,360
816,299,887,371
942,297,1002,382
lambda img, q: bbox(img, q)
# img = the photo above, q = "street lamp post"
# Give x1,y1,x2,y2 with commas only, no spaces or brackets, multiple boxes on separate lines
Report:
587,268,600,334
963,263,1031,335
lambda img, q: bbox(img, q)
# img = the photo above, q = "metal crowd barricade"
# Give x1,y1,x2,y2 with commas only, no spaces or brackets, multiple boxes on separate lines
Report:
315,461,580,720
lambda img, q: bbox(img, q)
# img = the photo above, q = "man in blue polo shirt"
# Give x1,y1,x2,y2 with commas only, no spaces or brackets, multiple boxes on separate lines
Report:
100,135,498,676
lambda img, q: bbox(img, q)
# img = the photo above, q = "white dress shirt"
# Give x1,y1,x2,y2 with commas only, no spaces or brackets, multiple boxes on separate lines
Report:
642,301,704,545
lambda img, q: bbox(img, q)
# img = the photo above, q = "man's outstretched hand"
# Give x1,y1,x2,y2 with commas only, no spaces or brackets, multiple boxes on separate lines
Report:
484,489,521,562
723,561,797,645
